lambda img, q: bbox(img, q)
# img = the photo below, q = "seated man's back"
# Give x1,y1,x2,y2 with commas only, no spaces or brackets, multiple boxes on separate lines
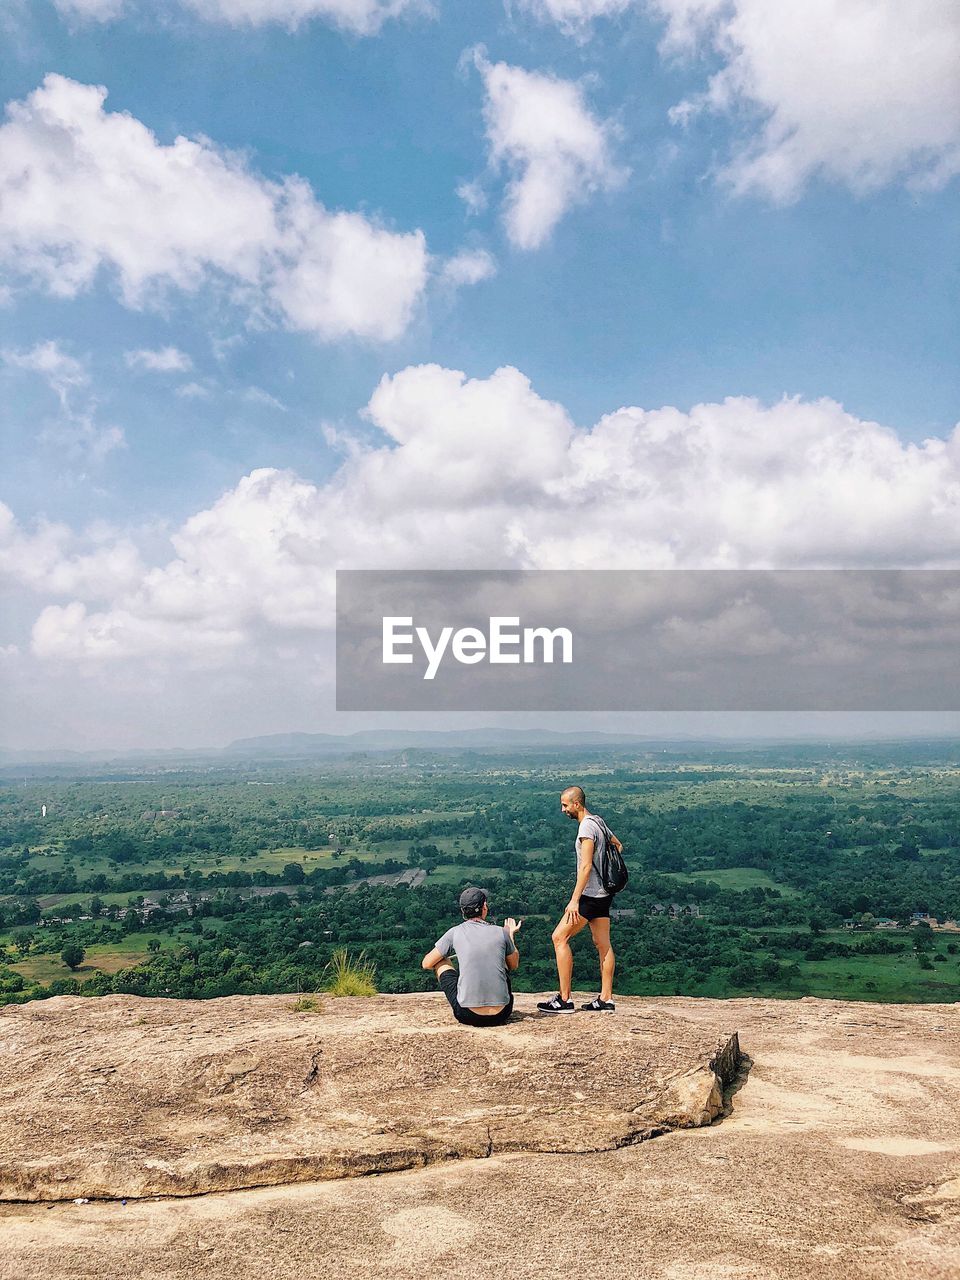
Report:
422,887,521,1027
435,917,514,1013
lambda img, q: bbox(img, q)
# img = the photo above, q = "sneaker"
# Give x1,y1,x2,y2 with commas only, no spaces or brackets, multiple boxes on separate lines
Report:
537,994,575,1014
580,996,616,1012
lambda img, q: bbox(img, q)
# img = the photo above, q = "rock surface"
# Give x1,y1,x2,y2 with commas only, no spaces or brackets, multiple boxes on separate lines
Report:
0,992,739,1201
1,993,959,1280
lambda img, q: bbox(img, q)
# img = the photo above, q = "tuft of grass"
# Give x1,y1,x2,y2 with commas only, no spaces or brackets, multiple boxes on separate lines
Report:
321,948,377,997
292,994,325,1014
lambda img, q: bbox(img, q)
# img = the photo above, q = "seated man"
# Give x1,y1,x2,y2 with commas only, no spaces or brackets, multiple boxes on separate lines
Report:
421,887,521,1027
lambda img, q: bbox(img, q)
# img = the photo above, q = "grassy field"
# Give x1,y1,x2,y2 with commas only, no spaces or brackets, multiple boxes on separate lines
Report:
661,867,801,897
8,935,178,985
621,947,960,1003
425,864,506,886
788,951,960,1002
15,846,350,879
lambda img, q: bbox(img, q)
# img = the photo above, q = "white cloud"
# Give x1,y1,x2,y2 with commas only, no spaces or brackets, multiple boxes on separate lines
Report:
52,0,426,35
17,365,960,663
655,0,960,200
3,340,88,410
53,0,126,18
516,0,633,37
468,50,627,250
0,75,430,342
2,340,125,460
269,184,427,341
0,503,144,599
440,248,497,286
243,386,288,411
175,381,213,399
530,0,960,201
455,179,488,215
124,346,193,373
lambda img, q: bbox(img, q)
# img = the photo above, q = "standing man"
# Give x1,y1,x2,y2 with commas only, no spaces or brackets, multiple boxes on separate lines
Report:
422,886,522,1027
538,786,621,1014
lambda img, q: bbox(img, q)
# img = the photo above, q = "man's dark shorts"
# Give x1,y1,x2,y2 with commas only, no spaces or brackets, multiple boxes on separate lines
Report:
578,894,611,921
438,968,514,1027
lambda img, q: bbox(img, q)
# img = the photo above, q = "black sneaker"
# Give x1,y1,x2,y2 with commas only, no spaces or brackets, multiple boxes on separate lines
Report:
537,994,575,1014
580,996,616,1012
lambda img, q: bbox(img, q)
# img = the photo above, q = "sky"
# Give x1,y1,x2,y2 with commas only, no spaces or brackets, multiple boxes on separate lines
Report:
1,0,959,752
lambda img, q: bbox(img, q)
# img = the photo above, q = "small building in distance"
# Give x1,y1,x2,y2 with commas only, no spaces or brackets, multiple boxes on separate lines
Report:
649,902,700,919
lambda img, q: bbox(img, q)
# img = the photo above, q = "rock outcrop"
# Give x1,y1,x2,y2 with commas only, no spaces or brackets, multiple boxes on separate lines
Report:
0,992,740,1201
1,993,959,1280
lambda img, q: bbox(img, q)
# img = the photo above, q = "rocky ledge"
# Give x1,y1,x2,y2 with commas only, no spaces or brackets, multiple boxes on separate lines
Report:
2,995,960,1279
0,992,741,1201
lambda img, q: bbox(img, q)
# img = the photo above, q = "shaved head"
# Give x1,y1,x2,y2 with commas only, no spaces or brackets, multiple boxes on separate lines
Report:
561,786,585,806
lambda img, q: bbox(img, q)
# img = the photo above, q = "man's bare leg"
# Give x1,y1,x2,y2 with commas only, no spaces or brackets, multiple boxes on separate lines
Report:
427,959,455,981
588,918,615,1002
551,916,587,1000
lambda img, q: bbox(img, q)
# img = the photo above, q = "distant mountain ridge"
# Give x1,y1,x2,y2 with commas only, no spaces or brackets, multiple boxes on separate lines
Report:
2,727,957,767
222,728,671,755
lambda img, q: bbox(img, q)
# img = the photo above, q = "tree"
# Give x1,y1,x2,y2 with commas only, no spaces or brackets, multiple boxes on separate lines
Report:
61,944,85,971
912,922,934,953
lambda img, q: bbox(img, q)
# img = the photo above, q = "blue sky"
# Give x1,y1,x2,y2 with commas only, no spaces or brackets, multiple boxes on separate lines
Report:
1,0,959,750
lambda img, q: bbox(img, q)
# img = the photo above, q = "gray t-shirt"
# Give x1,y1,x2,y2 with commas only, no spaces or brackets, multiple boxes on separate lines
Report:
434,919,516,1009
577,814,610,899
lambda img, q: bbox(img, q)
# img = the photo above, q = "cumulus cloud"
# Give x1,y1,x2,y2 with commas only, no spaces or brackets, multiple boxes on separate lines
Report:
0,503,144,599
655,0,960,201
0,75,430,342
14,364,960,663
52,0,426,35
124,346,193,373
527,0,960,200
2,340,125,460
468,50,627,249
440,248,497,286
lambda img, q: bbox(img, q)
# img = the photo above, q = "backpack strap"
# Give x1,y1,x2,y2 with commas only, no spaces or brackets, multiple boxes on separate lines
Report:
583,814,608,873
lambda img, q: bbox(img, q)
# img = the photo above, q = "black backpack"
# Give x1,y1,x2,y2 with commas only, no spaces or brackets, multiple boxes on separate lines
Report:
589,815,628,896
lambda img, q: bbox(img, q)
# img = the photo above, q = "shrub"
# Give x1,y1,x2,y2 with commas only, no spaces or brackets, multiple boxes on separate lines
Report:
292,994,325,1014
321,948,377,997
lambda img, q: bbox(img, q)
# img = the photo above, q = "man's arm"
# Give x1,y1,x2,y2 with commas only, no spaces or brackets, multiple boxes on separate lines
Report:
422,928,453,971
504,918,521,970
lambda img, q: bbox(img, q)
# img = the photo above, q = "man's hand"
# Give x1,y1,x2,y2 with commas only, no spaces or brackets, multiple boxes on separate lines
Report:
504,917,522,938
563,901,583,925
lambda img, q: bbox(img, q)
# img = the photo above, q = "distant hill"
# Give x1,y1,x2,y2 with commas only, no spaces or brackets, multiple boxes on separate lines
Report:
221,728,682,756
2,727,957,768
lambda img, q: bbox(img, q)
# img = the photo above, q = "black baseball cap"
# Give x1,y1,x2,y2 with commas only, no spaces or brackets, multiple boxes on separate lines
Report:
459,886,487,918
